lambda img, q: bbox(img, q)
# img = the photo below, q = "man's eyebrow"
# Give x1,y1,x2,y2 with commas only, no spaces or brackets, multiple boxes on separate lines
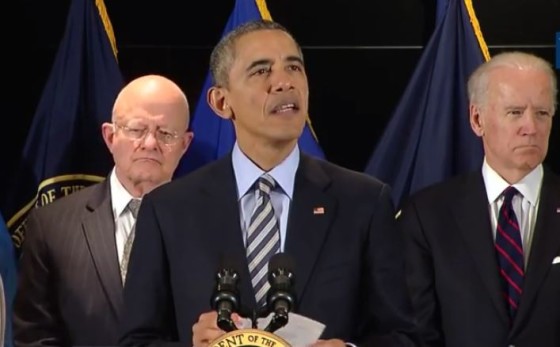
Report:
245,55,304,72
285,56,304,65
246,59,272,72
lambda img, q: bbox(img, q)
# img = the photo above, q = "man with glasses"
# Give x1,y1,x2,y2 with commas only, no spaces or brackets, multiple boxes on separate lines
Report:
13,74,193,347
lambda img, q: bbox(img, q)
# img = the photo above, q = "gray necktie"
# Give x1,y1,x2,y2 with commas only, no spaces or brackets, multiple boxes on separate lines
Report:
246,174,280,307
120,198,141,285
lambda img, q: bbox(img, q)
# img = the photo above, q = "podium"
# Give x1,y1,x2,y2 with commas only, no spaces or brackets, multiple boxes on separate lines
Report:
210,329,291,347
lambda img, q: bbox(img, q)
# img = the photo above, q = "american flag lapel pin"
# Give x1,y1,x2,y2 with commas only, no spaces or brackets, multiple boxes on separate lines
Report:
313,206,325,215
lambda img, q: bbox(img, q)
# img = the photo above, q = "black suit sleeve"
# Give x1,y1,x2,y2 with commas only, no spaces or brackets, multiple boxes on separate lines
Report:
13,211,66,347
119,195,181,347
398,200,443,347
360,184,420,347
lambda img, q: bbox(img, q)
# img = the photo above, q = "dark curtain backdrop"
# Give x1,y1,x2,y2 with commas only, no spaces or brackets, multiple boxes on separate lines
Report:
8,0,559,198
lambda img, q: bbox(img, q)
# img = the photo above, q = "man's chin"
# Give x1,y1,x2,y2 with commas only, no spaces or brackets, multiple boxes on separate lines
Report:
512,158,543,173
130,170,164,185
269,129,304,143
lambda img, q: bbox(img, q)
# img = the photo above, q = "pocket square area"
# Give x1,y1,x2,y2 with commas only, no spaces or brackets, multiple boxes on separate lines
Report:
552,256,560,264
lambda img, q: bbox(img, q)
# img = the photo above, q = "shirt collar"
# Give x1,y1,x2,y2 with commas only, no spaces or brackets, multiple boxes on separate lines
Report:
482,159,543,206
232,142,300,200
109,168,137,218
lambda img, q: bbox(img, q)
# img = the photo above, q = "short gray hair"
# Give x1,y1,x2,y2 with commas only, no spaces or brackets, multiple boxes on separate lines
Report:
209,20,303,87
467,51,557,113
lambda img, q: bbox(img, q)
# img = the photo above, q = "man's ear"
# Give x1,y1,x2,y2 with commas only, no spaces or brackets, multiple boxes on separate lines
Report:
469,103,484,137
101,122,116,152
207,86,232,120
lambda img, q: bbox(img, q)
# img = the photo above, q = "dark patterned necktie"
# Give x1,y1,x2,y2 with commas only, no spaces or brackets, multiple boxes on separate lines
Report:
494,186,524,321
246,174,280,307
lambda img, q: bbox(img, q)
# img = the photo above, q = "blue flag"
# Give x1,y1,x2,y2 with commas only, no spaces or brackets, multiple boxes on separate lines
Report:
364,0,489,208
1,0,123,250
0,213,16,347
175,0,324,175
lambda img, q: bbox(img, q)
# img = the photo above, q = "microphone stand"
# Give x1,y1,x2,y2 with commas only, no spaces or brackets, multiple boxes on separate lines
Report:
252,306,269,329
217,302,237,332
264,307,289,333
251,305,289,333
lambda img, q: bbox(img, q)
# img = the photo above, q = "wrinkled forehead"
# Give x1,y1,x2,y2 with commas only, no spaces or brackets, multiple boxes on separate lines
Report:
113,101,188,130
488,67,554,100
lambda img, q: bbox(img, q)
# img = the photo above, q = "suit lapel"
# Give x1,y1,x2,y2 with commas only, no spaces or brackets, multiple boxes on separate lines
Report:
200,157,256,312
285,155,336,303
82,181,123,317
454,173,509,324
512,170,560,332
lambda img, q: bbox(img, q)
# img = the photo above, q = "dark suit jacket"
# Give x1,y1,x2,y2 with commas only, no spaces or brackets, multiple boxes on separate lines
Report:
14,180,124,346
399,169,560,347
120,154,419,347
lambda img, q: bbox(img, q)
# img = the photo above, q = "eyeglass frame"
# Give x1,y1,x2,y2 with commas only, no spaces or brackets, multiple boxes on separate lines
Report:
113,123,183,146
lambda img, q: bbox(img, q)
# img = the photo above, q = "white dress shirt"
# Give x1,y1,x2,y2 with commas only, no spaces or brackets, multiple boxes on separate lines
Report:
109,169,138,265
482,160,543,267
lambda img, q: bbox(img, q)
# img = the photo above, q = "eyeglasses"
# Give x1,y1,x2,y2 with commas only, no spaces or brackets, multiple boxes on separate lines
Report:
113,124,182,145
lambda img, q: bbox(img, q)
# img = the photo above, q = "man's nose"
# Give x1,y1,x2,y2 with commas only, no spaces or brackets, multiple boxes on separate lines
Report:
139,130,159,148
270,70,294,92
520,112,538,135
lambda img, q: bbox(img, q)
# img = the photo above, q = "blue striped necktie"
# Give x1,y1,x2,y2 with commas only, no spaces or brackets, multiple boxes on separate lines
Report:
246,174,280,307
494,186,524,321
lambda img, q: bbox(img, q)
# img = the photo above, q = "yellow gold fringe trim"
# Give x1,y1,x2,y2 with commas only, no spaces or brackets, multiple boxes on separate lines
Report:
95,0,118,59
255,0,272,20
464,0,490,61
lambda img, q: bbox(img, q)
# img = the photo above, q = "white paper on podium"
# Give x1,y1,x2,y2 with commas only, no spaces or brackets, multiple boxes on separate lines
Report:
238,312,325,347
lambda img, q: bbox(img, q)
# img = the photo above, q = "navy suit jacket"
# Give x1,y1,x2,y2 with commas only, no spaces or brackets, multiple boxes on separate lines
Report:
399,169,560,347
120,154,418,347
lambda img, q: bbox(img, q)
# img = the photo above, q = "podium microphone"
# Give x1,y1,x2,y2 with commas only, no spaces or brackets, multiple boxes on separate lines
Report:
211,255,241,332
265,253,296,333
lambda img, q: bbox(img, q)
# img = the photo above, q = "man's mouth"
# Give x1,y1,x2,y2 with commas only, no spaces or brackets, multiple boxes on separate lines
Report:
271,102,299,114
134,157,161,163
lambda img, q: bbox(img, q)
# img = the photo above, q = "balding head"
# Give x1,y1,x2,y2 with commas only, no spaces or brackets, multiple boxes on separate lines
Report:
102,74,193,198
113,74,190,128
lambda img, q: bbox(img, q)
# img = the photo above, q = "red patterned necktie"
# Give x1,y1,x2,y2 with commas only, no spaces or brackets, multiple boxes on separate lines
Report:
494,186,524,321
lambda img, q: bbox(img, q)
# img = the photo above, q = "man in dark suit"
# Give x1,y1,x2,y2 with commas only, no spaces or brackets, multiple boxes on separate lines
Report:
120,20,418,347
399,51,560,347
13,75,194,346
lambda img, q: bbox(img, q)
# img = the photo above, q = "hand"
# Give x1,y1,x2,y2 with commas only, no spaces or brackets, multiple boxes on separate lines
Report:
310,339,347,347
192,311,242,347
